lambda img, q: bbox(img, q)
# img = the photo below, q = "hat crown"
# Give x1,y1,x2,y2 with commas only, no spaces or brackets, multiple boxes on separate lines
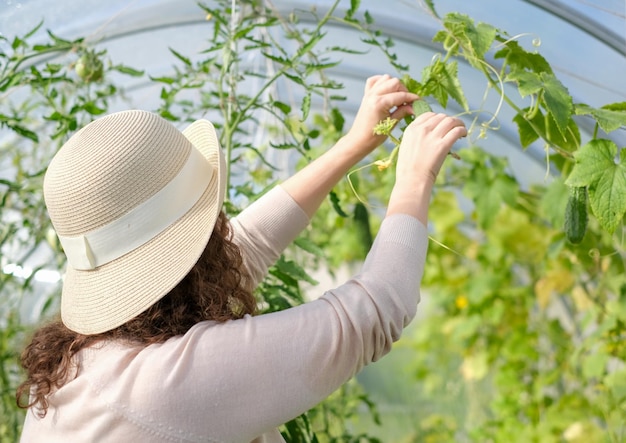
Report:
44,110,191,237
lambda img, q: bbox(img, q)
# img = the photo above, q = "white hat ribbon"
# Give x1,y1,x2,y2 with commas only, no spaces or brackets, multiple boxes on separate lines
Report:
57,146,214,270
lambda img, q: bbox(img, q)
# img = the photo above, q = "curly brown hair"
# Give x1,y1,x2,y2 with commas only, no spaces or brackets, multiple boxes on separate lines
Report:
16,212,256,417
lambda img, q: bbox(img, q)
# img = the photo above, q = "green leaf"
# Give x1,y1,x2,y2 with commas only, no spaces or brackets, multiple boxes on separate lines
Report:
113,65,145,77
463,149,518,229
0,71,26,92
330,107,344,131
518,107,583,154
274,256,318,285
7,123,38,142
494,40,552,74
422,60,468,110
513,107,543,148
11,36,24,50
169,48,192,66
545,113,580,152
329,190,348,217
269,142,298,150
506,70,542,97
328,46,367,56
346,0,360,19
23,20,44,39
541,73,573,135
297,32,325,58
283,71,304,86
423,0,439,18
401,74,423,95
233,25,256,40
476,176,518,228
574,103,626,133
46,111,64,121
603,101,626,112
469,22,497,60
150,75,176,85
303,60,341,74
272,100,291,115
412,99,432,117
44,63,63,74
566,139,616,187
441,13,497,61
159,109,179,121
261,52,290,65
82,101,106,115
294,237,324,257
566,139,626,233
508,71,572,136
539,178,568,227
46,29,76,46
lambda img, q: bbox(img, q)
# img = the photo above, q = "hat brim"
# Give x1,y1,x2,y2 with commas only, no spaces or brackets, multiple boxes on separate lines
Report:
61,119,226,335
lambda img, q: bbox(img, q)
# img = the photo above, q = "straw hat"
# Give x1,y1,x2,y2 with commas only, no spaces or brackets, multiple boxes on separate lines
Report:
43,110,226,335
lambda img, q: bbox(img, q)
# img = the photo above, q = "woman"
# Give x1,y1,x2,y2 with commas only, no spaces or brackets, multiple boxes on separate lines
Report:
17,74,467,442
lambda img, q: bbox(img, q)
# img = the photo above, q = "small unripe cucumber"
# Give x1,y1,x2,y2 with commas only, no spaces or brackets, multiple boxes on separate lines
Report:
353,202,373,253
412,99,432,117
564,186,587,244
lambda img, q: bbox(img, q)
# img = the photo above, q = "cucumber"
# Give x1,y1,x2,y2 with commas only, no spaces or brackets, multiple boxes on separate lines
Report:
564,186,587,244
412,99,432,117
353,202,373,254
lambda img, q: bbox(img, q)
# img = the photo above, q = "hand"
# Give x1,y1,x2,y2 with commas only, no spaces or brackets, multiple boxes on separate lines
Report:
343,74,419,158
386,112,467,223
395,112,467,187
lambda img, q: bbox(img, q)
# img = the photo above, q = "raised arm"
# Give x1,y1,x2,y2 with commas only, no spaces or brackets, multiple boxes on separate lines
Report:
231,75,419,285
281,74,418,217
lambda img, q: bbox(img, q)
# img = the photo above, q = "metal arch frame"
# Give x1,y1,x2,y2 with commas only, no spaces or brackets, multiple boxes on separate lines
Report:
521,0,626,58
24,1,622,167
72,14,599,167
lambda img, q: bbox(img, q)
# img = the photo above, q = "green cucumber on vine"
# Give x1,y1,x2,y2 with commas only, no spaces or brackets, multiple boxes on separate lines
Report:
353,202,373,253
564,186,588,244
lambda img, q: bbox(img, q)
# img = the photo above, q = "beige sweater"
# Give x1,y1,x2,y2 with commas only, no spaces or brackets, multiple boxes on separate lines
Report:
20,185,428,443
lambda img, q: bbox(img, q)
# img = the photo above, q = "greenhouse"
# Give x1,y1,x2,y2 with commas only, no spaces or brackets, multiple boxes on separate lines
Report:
1,0,625,441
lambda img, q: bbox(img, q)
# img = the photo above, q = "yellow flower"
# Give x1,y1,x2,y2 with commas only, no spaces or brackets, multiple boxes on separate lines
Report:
455,295,469,309
374,159,392,171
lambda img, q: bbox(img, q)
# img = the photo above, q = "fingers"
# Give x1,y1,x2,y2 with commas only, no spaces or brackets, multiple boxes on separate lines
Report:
365,74,409,94
395,112,467,186
430,113,467,141
364,75,384,90
442,124,468,146
412,112,466,139
382,91,420,115
389,103,414,121
363,74,424,120
403,112,467,154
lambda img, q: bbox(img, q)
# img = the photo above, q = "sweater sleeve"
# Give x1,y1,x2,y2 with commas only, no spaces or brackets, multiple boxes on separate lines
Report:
229,185,310,289
91,214,430,442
